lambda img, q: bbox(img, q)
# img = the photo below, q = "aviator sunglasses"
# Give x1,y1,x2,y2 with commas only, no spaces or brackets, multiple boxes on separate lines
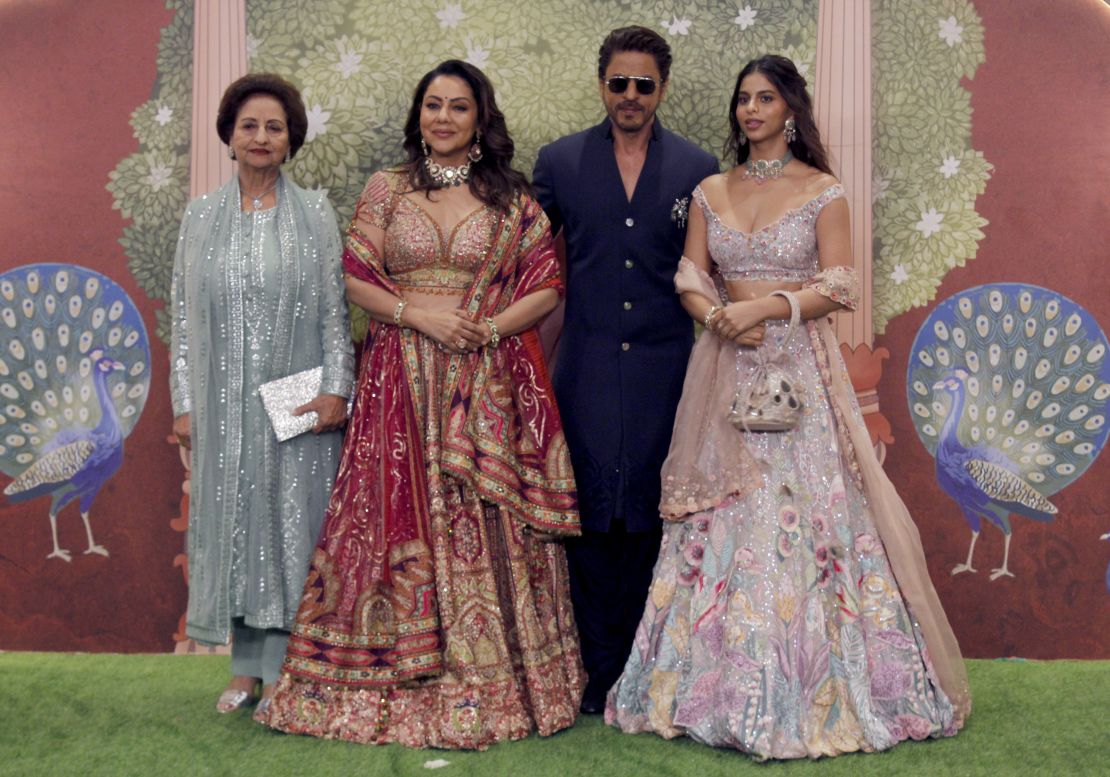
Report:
605,75,658,96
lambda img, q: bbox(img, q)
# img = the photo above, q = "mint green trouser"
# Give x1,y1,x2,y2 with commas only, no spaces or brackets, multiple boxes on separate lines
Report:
230,619,289,686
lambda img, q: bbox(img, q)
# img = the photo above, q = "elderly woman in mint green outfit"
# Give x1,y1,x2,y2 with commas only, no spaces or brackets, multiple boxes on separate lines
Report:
170,73,353,716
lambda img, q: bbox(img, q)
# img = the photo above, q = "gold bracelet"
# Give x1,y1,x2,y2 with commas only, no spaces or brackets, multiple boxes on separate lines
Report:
393,299,407,327
484,316,500,348
703,305,720,331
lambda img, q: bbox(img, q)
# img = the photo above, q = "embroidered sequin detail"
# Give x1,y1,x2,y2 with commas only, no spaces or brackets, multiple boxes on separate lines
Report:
695,184,845,283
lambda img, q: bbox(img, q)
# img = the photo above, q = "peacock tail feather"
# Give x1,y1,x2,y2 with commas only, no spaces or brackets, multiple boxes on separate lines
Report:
908,283,1110,498
3,439,95,497
0,264,151,481
964,459,1057,516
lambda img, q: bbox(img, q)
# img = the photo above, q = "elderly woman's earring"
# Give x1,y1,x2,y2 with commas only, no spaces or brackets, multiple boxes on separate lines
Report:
284,150,291,164
421,138,430,157
228,147,236,160
468,131,483,163
784,118,797,144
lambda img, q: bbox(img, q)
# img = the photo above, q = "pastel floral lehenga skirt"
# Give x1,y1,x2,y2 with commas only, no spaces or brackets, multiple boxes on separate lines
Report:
606,322,960,759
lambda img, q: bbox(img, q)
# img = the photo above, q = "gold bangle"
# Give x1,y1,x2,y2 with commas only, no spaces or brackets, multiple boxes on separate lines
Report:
484,316,500,348
393,299,407,327
703,305,720,331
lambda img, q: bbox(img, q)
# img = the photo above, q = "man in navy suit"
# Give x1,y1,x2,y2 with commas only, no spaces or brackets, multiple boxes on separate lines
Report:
533,26,718,714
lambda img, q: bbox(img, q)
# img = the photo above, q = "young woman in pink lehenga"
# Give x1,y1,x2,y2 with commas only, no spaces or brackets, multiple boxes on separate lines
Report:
605,55,970,759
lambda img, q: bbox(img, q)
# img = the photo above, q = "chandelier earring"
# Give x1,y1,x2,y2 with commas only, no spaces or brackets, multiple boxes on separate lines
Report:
228,147,236,160
738,128,747,146
784,117,797,144
467,130,483,163
421,137,430,157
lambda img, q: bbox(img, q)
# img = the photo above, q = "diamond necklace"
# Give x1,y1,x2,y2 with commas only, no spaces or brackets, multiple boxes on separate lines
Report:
241,179,278,210
742,150,794,184
424,156,471,188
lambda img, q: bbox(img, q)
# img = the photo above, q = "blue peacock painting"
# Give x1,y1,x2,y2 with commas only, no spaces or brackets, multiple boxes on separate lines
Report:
907,283,1110,581
0,264,151,561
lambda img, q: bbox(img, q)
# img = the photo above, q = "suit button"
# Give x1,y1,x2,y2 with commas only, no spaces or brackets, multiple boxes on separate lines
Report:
621,342,630,351
623,301,632,310
625,217,634,227
624,259,633,269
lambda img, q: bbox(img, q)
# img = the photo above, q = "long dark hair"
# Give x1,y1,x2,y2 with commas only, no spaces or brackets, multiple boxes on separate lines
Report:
724,55,832,175
400,60,529,211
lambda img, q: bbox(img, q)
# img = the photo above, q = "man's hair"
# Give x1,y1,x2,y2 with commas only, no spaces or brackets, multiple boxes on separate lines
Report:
597,26,672,83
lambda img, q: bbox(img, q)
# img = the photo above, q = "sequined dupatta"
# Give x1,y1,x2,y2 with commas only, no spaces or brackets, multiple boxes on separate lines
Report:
284,183,577,689
660,258,764,519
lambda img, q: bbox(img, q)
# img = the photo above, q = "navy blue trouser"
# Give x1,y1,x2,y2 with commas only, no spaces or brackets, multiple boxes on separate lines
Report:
565,521,663,707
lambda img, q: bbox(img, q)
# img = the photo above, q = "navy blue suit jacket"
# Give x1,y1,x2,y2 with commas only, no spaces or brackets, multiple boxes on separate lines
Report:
533,119,718,532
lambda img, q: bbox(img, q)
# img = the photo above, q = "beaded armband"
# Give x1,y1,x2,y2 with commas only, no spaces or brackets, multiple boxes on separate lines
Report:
804,265,860,311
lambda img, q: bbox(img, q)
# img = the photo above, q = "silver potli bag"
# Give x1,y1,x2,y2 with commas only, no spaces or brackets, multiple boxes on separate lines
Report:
728,290,804,432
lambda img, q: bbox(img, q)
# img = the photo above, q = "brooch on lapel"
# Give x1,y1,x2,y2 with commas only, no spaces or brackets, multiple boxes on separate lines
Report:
670,196,689,228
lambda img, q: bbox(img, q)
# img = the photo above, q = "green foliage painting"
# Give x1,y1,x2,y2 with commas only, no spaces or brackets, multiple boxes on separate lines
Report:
872,0,991,332
108,0,988,344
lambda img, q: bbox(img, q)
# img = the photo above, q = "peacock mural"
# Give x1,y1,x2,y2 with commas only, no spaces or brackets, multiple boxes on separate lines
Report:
908,284,1110,581
0,264,151,562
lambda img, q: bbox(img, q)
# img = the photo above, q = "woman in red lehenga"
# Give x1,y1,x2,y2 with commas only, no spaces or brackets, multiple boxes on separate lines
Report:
259,60,584,749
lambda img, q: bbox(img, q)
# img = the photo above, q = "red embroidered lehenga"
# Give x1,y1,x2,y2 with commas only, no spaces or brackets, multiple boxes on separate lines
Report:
260,171,584,749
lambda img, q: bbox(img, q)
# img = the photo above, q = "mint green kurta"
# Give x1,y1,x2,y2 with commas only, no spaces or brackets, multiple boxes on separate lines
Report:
170,174,353,645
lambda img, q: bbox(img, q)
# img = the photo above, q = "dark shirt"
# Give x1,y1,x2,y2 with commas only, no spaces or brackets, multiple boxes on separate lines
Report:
533,119,719,532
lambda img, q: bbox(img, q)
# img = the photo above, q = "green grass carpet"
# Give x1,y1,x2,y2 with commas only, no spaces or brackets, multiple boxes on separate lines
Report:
0,654,1106,777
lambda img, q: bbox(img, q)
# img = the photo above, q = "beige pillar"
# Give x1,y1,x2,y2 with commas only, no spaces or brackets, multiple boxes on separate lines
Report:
189,0,248,197
813,0,873,348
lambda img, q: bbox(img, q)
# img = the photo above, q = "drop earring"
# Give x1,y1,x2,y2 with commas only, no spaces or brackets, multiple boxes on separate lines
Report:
784,118,797,144
738,128,747,146
228,147,236,160
421,137,430,157
468,130,483,163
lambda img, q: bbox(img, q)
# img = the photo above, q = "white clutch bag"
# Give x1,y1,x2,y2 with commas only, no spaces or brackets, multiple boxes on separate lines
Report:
258,366,328,442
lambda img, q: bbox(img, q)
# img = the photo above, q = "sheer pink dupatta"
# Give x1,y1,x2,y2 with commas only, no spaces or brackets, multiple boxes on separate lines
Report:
659,258,764,520
811,320,972,726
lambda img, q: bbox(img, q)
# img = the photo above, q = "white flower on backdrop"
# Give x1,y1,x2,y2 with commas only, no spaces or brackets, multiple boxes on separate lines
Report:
145,161,173,191
334,46,362,79
915,208,945,239
938,155,961,179
436,3,466,29
662,15,692,36
733,4,757,30
305,104,331,143
464,39,490,69
939,15,964,46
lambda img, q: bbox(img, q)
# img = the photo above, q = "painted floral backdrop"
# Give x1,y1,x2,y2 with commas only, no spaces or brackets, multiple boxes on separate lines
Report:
871,0,991,332
107,0,990,345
